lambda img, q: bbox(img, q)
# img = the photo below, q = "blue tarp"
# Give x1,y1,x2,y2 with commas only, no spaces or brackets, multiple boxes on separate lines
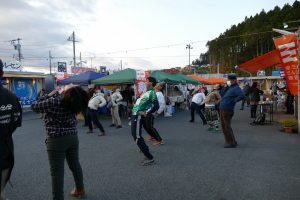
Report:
58,71,106,85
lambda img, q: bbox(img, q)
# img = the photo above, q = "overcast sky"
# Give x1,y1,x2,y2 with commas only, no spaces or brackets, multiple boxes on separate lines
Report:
0,0,296,73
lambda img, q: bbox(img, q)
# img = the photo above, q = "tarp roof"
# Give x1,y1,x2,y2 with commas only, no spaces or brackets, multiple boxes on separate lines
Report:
58,71,106,85
206,77,225,85
92,68,136,85
188,74,209,84
172,73,199,85
150,70,182,84
189,74,225,85
237,50,281,73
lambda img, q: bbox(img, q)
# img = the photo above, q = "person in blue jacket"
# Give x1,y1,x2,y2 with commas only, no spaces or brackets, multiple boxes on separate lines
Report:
219,74,245,148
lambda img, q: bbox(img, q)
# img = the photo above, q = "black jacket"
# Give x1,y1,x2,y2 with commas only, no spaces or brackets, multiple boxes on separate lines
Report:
0,86,22,185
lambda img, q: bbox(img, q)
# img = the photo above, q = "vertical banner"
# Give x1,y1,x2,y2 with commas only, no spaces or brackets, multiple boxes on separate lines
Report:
135,70,150,97
13,79,38,106
274,34,299,95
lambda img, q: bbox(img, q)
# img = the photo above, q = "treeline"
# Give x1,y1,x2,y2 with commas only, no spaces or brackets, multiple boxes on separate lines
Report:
192,1,300,76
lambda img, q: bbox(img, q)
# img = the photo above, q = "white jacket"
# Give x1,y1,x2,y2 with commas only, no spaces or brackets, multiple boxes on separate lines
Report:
88,92,106,110
156,91,166,114
111,91,123,107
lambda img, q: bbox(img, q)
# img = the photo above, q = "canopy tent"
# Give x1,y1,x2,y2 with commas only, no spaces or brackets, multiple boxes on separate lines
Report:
237,50,281,73
171,73,199,85
151,70,192,84
206,77,225,85
188,74,209,84
58,71,106,85
92,68,136,85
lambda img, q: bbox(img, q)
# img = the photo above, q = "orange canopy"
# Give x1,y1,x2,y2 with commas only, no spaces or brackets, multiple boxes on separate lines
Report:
206,77,225,85
189,75,225,85
238,50,281,73
188,74,209,84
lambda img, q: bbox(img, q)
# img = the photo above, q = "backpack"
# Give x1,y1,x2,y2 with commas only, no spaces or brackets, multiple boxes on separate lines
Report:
252,113,266,125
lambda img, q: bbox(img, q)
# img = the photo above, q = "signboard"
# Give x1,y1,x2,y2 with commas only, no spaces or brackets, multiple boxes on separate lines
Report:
135,70,150,97
274,34,299,95
56,72,68,81
3,61,23,71
71,67,97,74
13,79,37,106
57,62,67,72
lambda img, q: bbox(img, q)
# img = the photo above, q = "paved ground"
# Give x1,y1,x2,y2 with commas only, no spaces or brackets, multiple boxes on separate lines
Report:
4,105,300,200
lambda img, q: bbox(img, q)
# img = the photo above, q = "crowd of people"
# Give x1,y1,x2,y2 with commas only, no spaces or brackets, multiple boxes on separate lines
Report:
3,55,295,200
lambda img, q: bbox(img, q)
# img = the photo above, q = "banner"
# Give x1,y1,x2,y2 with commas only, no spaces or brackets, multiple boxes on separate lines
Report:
71,67,97,74
13,79,37,106
274,34,299,95
135,70,150,97
56,72,68,81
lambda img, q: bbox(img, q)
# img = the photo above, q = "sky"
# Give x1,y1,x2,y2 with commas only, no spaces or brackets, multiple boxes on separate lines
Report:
0,0,297,73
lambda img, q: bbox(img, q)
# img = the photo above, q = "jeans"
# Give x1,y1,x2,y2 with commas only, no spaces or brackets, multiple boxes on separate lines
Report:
190,102,207,124
46,135,84,200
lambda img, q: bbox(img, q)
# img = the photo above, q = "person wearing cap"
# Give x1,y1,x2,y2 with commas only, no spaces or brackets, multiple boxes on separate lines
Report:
109,88,123,128
0,59,22,200
219,74,244,148
131,77,159,166
144,82,166,145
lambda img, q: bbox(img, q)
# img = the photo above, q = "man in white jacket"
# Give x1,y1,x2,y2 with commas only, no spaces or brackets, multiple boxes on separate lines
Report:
109,88,123,128
144,82,166,145
87,90,106,136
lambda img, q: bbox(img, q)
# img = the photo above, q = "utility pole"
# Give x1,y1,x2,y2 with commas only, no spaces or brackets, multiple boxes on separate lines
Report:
186,44,193,67
49,51,52,74
68,31,78,67
120,60,122,70
80,52,82,68
11,38,22,62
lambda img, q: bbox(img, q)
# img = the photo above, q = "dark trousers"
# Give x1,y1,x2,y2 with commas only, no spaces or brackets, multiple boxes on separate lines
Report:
83,110,88,126
143,114,162,142
87,108,105,133
131,115,153,160
250,105,258,118
190,102,207,124
46,135,84,200
220,109,236,145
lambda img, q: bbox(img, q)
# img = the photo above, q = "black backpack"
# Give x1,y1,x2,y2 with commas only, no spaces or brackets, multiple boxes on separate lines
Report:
252,113,266,125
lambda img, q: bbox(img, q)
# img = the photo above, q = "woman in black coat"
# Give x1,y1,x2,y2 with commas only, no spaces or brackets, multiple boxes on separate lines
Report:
0,60,22,199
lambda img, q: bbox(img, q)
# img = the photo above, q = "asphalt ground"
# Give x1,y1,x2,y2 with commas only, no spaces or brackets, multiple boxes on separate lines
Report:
4,105,300,200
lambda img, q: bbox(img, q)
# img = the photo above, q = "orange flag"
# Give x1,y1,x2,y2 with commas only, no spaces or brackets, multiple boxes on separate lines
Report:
274,34,299,95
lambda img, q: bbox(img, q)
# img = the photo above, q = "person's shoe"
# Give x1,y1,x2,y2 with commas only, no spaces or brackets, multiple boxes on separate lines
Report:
109,124,116,127
240,108,244,110
98,132,106,136
153,141,164,145
145,137,155,141
189,120,194,123
86,130,93,134
116,125,122,128
224,143,238,148
69,188,85,198
140,158,155,166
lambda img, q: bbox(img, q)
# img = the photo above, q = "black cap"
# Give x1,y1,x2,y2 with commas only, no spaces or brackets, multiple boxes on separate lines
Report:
227,74,237,80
